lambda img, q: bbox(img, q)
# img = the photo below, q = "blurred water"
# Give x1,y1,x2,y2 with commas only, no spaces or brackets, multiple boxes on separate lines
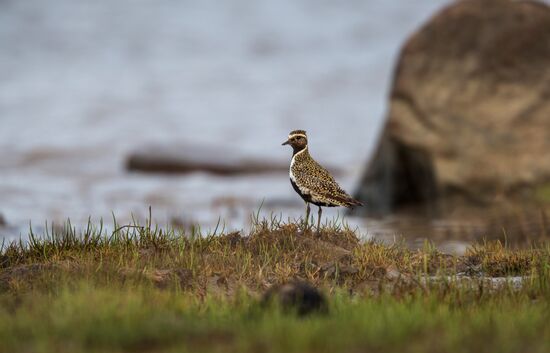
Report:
0,0,452,242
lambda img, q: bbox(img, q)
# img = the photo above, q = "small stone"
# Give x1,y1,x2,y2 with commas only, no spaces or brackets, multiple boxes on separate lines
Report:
261,280,327,316
174,268,193,288
320,262,336,277
149,269,172,287
206,275,226,291
320,261,358,278
339,265,359,276
385,266,401,281
219,231,243,247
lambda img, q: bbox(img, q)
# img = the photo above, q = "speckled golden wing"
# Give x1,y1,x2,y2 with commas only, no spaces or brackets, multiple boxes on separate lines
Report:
293,157,361,207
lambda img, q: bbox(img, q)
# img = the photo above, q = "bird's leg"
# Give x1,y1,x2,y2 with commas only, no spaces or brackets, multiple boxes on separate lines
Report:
317,206,322,234
304,202,311,230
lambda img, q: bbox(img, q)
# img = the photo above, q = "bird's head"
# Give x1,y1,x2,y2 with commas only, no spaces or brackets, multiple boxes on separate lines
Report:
282,130,308,152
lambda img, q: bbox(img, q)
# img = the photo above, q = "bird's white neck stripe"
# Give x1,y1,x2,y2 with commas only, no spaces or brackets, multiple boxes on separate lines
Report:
292,146,307,159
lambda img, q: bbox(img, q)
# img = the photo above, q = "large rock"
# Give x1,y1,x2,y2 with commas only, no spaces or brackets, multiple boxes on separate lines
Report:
353,0,550,215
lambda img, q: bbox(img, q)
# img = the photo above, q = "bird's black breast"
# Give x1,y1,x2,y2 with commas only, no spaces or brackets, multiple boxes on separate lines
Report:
290,178,312,203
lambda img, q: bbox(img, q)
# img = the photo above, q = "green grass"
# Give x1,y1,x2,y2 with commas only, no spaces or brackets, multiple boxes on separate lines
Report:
0,284,549,353
1,215,550,353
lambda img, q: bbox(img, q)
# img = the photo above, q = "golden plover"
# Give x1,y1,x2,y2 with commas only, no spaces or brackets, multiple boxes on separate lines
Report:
282,130,363,232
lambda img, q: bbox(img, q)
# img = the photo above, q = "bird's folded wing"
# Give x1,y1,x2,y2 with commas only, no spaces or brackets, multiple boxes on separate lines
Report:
296,173,347,197
302,172,363,205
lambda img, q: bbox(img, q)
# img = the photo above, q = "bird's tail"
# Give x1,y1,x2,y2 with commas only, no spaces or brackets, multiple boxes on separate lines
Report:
327,193,364,208
345,197,363,208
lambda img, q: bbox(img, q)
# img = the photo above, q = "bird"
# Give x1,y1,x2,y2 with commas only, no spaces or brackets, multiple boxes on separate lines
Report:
282,130,363,232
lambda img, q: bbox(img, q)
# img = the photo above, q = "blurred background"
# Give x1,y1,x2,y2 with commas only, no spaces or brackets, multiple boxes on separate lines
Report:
1,0,549,253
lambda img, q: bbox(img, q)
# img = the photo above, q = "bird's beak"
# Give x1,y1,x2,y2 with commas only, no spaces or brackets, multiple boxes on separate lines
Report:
281,140,289,146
